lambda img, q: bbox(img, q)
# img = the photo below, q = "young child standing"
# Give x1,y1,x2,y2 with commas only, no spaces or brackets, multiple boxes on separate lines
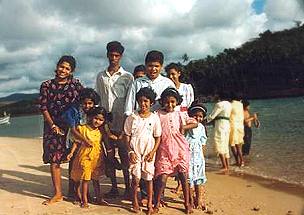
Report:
62,88,100,198
186,102,208,211
68,107,108,208
154,87,197,214
124,87,162,214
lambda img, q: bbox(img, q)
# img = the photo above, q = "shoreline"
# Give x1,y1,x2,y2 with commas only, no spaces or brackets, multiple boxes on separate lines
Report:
0,137,303,215
1,135,303,190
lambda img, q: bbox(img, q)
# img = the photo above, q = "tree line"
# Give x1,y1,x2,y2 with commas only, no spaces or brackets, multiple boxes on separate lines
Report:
181,25,304,100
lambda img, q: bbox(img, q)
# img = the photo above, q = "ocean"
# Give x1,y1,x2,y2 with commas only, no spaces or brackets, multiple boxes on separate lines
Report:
0,97,303,187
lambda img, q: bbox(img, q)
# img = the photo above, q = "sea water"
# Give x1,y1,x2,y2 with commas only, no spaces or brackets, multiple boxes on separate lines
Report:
205,97,304,187
0,97,303,186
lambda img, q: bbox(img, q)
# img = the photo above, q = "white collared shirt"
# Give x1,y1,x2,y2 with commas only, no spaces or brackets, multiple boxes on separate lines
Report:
96,67,133,132
124,74,175,116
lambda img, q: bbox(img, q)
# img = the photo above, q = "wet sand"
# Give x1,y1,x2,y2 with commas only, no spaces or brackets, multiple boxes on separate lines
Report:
0,137,303,215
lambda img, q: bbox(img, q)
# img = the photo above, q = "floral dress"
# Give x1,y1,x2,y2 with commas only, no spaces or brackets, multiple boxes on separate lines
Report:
155,110,195,177
185,123,207,187
39,77,83,164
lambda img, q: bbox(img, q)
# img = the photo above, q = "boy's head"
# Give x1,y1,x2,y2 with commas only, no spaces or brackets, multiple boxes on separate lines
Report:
133,64,146,79
106,41,124,67
145,50,164,80
80,88,100,113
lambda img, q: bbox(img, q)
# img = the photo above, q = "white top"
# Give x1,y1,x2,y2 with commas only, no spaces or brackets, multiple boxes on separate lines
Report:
176,83,194,111
124,75,175,116
95,67,133,132
230,100,244,128
124,112,162,178
207,100,232,123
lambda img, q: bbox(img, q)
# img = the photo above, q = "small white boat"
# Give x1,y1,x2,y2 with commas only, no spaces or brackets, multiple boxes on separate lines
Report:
0,112,10,124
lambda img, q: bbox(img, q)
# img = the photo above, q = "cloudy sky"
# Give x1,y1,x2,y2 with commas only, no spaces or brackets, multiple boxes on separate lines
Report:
0,0,303,97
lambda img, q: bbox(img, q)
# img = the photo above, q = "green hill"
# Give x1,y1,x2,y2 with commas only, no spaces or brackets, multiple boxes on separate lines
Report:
183,25,304,99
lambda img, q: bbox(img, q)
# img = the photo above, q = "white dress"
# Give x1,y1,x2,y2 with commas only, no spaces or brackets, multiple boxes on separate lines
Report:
207,100,232,158
229,100,244,146
124,112,162,180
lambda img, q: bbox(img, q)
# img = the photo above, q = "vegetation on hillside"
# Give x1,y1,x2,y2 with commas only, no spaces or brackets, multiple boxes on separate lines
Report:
182,25,304,99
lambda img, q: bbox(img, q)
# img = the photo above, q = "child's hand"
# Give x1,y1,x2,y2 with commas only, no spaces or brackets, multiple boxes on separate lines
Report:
144,151,155,162
180,127,185,135
83,140,93,147
129,151,138,164
66,153,73,161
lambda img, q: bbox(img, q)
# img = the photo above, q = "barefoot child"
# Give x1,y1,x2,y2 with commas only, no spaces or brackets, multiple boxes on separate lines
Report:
154,87,197,214
186,102,208,211
62,88,100,199
68,107,108,208
124,87,162,214
165,62,195,194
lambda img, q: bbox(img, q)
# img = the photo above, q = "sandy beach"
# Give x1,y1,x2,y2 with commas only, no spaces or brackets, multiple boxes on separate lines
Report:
0,137,303,215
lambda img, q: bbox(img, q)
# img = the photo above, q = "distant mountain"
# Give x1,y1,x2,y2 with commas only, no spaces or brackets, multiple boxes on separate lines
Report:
0,93,39,103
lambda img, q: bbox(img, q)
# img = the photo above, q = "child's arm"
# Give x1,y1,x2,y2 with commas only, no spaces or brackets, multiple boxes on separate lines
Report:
70,127,93,147
244,110,258,123
182,122,198,131
67,142,79,161
124,134,138,164
145,136,161,162
180,116,198,134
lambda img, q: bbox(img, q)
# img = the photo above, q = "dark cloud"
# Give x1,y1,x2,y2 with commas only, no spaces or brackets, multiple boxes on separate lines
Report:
0,0,301,97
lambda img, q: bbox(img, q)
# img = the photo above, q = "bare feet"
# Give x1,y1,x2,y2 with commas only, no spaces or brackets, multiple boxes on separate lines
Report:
160,199,168,207
130,206,141,213
185,205,194,214
96,198,109,206
80,202,89,208
42,195,63,205
147,207,153,215
152,207,159,214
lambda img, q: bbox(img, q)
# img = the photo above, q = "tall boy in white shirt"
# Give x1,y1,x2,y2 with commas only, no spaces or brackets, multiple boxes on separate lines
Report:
96,41,133,198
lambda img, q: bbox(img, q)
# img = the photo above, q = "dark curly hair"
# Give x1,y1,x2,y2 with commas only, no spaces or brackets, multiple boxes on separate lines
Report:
160,87,183,106
136,87,157,104
79,88,100,105
86,106,110,123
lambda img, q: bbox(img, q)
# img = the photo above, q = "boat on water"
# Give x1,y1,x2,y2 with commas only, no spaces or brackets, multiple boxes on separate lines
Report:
0,112,10,124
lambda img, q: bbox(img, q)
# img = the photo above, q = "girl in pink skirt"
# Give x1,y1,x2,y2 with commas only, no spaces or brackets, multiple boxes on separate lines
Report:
154,87,197,214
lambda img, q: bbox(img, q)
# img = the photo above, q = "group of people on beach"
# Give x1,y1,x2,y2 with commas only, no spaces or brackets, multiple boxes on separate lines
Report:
38,41,259,214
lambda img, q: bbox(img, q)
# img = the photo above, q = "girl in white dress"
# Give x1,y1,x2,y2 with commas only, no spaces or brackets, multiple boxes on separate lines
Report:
124,87,162,214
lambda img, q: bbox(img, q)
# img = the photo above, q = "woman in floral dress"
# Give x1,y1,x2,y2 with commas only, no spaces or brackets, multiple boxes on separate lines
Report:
39,55,83,204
